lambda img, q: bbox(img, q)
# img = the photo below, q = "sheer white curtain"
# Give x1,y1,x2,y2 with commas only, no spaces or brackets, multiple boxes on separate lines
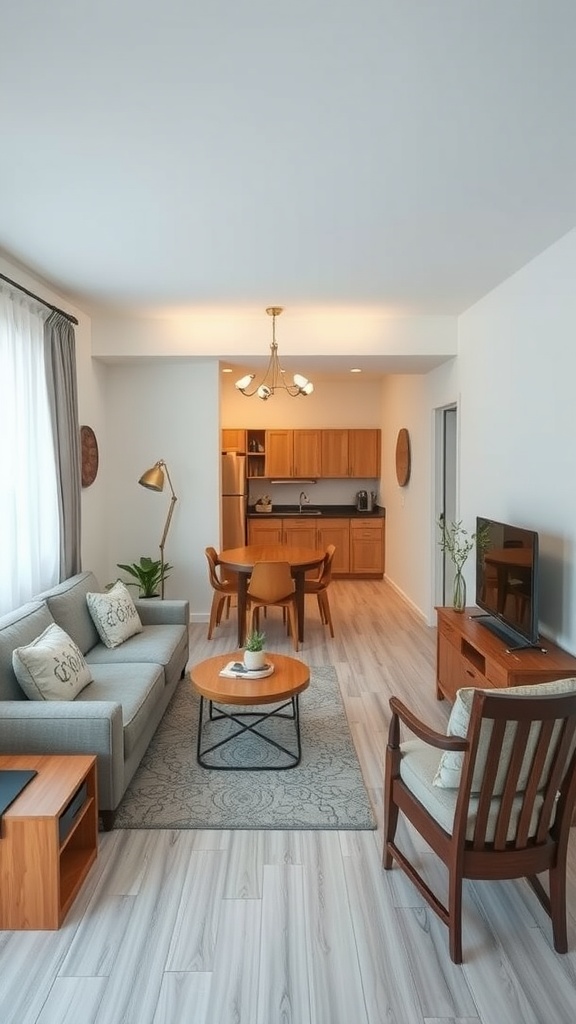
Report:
0,285,59,615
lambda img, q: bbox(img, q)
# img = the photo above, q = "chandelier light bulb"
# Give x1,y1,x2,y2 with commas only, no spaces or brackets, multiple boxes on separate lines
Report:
257,384,272,400
235,373,255,392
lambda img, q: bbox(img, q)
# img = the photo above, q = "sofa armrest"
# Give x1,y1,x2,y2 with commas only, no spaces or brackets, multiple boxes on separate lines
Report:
0,700,124,811
134,599,189,627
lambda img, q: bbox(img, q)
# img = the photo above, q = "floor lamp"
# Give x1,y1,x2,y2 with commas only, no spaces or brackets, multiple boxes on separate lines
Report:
138,460,178,599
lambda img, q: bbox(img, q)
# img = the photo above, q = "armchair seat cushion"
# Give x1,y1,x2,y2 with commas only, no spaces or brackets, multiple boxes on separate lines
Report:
400,738,548,842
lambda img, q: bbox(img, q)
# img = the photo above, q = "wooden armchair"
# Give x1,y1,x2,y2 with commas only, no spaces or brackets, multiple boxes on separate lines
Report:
383,681,576,963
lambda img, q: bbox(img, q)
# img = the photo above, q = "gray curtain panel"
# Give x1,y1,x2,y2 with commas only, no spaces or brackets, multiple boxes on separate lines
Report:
44,312,82,579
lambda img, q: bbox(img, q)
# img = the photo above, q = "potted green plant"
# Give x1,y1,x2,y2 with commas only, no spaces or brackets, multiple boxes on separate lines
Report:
115,556,173,599
243,628,267,670
437,519,489,612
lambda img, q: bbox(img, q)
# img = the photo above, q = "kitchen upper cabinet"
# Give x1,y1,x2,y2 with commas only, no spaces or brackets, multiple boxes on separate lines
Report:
265,430,293,477
321,429,381,477
221,429,246,453
349,429,381,477
293,429,321,477
321,429,349,477
264,429,321,478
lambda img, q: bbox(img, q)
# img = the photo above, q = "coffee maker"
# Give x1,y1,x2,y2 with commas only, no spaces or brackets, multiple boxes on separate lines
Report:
356,490,376,512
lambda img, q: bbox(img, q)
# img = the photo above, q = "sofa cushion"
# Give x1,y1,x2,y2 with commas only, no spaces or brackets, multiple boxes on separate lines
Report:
12,622,93,701
86,581,143,649
85,624,188,689
0,602,56,701
75,662,165,759
433,677,576,791
38,571,101,655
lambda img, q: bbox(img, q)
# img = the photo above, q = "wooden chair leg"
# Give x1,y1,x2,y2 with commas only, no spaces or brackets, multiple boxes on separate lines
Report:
286,602,299,651
319,591,334,637
383,775,399,870
448,869,463,964
549,857,569,953
208,593,223,639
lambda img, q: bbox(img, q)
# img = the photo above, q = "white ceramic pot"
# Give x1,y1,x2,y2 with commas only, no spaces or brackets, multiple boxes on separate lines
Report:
243,649,266,671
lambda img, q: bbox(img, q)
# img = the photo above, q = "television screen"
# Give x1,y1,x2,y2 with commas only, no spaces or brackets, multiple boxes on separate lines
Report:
475,517,539,647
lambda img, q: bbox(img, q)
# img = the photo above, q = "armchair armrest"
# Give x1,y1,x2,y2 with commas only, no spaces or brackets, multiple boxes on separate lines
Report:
134,599,189,627
388,696,469,752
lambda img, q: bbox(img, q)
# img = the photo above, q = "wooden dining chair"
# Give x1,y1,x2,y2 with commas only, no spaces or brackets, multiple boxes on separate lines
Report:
383,680,576,963
246,561,299,651
205,546,237,640
304,544,336,637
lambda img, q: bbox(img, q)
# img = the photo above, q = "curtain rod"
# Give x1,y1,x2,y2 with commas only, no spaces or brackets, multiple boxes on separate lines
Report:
0,272,79,325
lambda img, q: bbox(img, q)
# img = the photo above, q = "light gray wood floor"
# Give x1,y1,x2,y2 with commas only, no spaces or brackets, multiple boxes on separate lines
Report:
2,579,576,1023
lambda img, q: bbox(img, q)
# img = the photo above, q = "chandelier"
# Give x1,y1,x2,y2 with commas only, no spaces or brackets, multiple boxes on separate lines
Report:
234,307,314,400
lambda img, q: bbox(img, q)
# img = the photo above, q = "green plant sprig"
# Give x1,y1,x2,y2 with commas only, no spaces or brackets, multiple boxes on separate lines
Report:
114,556,173,598
245,629,266,652
437,519,490,572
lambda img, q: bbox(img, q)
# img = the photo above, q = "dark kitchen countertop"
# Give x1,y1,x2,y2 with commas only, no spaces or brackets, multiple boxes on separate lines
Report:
247,504,385,519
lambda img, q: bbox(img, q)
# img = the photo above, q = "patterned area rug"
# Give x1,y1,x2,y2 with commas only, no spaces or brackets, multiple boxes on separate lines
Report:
114,665,376,830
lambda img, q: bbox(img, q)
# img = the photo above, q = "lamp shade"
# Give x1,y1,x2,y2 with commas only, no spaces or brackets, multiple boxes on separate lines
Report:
139,463,165,491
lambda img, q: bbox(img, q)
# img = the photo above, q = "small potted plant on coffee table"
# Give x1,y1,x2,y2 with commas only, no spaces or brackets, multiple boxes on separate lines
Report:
243,629,267,670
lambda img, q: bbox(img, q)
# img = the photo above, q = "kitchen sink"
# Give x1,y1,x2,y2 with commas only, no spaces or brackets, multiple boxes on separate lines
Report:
281,510,322,516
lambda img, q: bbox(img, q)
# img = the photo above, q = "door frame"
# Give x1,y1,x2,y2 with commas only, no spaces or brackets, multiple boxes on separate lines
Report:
433,403,458,609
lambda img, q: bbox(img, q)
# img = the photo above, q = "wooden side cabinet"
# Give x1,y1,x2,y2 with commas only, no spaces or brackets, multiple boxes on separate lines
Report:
0,753,98,930
435,607,576,702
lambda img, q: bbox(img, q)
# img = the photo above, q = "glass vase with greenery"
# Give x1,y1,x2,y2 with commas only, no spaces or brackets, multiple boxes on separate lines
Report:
437,519,489,612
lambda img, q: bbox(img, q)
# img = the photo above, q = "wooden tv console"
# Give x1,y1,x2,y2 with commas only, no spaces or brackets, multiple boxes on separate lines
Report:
436,607,576,702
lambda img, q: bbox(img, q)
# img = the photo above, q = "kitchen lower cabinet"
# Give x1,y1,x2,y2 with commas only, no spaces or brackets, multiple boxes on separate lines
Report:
316,519,350,574
350,518,385,575
247,519,284,545
247,516,384,577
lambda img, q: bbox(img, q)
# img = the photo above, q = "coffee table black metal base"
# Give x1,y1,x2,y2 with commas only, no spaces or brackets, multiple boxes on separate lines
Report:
197,695,302,770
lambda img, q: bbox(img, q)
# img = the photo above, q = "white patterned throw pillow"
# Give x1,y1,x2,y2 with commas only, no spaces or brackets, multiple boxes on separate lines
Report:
86,580,143,649
433,677,576,790
13,622,93,700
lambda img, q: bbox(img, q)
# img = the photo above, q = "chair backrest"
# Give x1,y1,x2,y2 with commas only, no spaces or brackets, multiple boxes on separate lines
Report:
205,547,224,591
455,689,576,851
318,544,336,587
247,561,295,603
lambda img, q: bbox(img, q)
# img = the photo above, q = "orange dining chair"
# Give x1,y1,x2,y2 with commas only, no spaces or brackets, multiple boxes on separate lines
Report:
246,561,299,651
205,546,237,639
304,544,336,637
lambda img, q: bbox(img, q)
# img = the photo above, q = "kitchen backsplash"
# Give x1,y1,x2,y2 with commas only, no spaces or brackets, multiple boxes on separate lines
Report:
248,478,381,508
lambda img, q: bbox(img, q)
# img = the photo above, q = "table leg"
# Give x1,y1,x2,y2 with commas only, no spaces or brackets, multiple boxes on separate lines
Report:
237,574,247,647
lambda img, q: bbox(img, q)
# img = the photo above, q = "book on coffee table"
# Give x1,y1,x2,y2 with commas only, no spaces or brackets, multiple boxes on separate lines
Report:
219,661,274,679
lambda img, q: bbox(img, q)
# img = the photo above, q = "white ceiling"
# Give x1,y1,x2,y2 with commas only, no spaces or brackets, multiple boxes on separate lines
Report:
1,2,575,342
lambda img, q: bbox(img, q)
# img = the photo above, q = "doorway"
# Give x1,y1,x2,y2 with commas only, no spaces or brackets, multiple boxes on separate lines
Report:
434,404,458,606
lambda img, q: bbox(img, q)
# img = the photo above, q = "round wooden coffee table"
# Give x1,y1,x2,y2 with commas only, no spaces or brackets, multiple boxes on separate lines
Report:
190,652,310,770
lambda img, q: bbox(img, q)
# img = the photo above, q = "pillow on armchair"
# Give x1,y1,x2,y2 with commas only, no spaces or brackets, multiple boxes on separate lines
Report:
86,580,143,649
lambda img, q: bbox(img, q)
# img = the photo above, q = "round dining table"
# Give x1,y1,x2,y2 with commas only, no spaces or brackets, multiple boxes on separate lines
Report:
218,544,325,647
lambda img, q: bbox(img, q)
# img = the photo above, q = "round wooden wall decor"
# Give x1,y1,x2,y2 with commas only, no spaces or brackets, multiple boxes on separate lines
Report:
81,425,99,487
395,428,411,486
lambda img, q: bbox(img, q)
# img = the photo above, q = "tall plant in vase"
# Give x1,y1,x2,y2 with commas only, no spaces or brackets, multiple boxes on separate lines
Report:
437,518,489,613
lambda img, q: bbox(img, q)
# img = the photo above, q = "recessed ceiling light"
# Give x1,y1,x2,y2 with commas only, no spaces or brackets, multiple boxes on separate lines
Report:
350,367,362,373
222,367,232,373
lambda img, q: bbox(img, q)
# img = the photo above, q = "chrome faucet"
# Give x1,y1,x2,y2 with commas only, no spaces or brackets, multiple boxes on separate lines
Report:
299,490,309,513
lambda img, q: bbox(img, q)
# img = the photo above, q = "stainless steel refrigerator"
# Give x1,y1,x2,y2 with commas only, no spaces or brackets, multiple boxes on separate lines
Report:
221,452,247,548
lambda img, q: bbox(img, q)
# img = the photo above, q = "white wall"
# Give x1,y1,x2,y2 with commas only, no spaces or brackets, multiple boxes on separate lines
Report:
458,229,576,651
103,360,220,619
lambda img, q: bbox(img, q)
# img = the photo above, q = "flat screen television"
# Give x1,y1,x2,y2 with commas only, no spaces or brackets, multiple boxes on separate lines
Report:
475,516,540,648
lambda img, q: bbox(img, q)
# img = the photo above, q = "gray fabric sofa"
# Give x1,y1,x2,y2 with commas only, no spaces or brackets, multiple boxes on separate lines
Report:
0,571,189,828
